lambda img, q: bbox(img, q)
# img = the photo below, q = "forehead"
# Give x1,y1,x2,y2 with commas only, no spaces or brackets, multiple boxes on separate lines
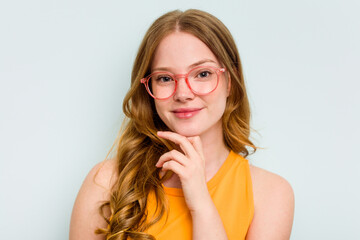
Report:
151,31,219,71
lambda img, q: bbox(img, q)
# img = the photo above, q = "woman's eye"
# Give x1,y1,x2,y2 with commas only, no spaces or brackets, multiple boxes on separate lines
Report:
156,75,173,82
197,71,211,78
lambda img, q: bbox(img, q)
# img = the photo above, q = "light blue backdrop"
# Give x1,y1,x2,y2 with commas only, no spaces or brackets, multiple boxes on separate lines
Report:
1,0,359,239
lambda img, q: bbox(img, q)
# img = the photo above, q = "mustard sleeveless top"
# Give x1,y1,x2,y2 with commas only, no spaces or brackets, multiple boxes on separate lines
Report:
146,151,254,240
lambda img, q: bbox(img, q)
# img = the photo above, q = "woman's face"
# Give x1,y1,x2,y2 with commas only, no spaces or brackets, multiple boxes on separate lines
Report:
151,31,230,138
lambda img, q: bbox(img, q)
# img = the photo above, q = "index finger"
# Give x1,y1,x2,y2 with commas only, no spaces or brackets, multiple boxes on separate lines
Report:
187,136,204,160
157,131,197,157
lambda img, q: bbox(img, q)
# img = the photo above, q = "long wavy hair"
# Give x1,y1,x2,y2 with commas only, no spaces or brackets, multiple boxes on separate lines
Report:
95,9,256,240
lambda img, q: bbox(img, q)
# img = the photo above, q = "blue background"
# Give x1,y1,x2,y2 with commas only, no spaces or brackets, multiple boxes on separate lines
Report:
1,0,359,239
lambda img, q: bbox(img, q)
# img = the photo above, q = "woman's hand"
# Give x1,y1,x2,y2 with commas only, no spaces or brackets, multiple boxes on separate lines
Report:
156,131,212,213
156,131,228,239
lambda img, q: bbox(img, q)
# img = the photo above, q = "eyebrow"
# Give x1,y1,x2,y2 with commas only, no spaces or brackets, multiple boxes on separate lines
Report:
152,59,218,72
189,59,218,69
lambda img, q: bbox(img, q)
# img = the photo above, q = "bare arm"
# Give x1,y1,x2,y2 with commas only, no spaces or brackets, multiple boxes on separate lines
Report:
69,160,116,240
190,198,228,240
247,166,295,240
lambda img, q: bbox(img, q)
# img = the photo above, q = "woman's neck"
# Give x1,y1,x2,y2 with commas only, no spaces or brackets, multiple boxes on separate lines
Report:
199,126,229,182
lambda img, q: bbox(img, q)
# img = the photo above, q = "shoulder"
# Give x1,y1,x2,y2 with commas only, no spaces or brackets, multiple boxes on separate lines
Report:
247,165,295,240
91,158,118,189
78,158,118,200
69,159,118,240
249,165,294,199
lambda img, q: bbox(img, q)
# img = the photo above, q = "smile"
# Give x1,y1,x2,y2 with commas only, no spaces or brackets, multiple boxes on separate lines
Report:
172,108,203,119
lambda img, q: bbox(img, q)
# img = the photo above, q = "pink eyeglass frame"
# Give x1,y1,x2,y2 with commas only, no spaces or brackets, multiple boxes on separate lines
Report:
140,66,226,100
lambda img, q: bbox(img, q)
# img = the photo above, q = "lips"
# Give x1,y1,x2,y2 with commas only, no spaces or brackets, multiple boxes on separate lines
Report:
172,108,203,119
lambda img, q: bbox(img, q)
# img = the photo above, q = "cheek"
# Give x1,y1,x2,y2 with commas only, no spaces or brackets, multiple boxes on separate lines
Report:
154,101,162,116
215,98,227,118
154,101,168,121
205,91,227,117
212,89,229,118
215,81,229,105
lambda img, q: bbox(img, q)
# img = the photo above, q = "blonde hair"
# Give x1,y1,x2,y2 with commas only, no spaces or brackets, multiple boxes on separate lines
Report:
96,9,256,240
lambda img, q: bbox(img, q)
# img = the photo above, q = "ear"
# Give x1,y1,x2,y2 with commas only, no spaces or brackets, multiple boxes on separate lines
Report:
226,72,231,97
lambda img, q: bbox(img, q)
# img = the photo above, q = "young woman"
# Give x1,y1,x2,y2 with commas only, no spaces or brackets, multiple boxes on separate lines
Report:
70,9,294,240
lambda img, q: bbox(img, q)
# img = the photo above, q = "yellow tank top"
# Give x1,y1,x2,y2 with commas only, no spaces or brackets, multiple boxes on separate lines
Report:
146,151,254,239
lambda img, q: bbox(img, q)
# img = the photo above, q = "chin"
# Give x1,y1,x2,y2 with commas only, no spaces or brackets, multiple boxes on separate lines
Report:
172,126,203,137
177,132,200,137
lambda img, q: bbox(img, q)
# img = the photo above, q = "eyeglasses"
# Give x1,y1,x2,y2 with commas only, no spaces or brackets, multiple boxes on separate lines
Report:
140,66,226,100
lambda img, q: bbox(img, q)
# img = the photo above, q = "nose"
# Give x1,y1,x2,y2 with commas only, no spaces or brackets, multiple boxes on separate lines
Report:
173,76,195,101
